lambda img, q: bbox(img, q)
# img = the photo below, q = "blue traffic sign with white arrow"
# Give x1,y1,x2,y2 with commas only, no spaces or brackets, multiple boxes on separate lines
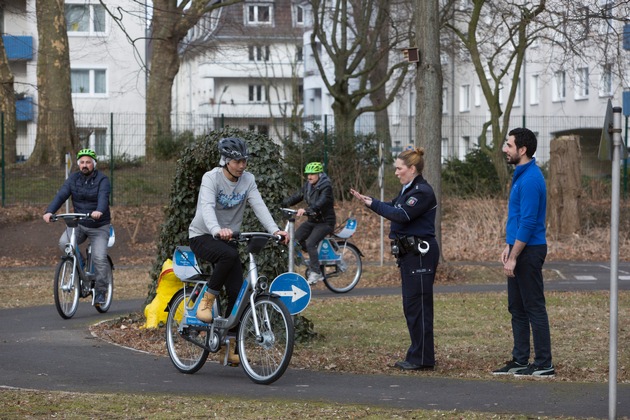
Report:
269,272,311,315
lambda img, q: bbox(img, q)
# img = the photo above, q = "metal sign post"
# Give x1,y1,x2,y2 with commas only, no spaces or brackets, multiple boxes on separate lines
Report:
65,153,72,213
599,101,624,420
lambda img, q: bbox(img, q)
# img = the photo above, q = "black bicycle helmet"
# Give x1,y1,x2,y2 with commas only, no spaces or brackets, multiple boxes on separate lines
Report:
218,137,249,160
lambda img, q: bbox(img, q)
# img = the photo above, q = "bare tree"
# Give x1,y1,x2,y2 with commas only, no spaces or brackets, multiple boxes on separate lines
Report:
309,0,410,142
415,0,444,251
142,0,242,162
29,0,78,166
442,0,547,191
0,36,17,165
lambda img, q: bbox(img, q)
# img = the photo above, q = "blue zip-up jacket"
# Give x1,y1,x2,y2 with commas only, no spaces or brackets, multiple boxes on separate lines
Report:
45,170,111,228
506,158,546,246
369,174,437,239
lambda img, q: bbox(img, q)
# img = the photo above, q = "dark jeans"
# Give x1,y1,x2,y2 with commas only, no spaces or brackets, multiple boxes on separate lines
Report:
189,235,242,317
508,244,552,367
294,221,334,274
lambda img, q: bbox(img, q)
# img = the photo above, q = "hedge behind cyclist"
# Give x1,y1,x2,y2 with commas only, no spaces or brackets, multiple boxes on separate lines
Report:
189,137,288,364
43,149,111,306
282,162,336,285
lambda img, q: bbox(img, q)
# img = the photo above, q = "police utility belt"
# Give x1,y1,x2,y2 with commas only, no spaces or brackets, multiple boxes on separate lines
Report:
391,236,430,258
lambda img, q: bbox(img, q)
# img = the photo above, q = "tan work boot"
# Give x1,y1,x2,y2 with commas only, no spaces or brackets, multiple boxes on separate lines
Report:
220,337,240,366
195,292,215,323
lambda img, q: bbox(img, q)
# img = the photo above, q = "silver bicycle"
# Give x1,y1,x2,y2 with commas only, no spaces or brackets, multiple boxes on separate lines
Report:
165,232,294,385
50,213,114,319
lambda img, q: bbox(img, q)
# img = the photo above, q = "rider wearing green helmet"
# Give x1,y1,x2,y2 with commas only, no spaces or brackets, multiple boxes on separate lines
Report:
43,147,111,306
282,162,336,285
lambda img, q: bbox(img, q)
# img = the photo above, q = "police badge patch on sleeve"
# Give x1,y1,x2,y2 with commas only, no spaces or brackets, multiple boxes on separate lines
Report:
406,197,417,206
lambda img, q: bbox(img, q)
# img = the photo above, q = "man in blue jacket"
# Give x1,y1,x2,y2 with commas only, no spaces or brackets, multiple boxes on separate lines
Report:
493,128,554,378
43,149,111,306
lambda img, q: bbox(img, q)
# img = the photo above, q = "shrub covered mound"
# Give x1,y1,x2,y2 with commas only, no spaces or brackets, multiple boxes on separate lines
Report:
147,128,291,303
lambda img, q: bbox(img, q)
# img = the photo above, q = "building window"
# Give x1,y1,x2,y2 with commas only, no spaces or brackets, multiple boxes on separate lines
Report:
249,124,269,135
474,84,481,107
246,4,272,25
248,45,270,62
575,67,589,99
530,74,539,105
552,70,566,102
71,68,107,95
296,45,303,62
294,4,305,26
66,3,106,35
249,84,267,102
598,0,613,34
442,88,448,114
78,128,108,157
459,84,470,112
513,78,521,108
599,64,613,97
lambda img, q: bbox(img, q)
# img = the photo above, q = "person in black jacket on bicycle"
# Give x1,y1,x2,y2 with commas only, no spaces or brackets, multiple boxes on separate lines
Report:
283,162,336,285
43,149,111,306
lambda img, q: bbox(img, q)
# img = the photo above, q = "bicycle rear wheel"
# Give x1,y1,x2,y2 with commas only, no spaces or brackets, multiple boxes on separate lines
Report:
54,258,80,319
238,296,294,385
166,289,209,374
95,257,114,313
322,242,362,293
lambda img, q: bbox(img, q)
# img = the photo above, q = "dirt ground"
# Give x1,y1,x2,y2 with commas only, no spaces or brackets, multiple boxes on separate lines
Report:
0,206,161,268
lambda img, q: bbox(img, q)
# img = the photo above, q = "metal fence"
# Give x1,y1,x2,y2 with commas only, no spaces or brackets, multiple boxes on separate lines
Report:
1,112,628,207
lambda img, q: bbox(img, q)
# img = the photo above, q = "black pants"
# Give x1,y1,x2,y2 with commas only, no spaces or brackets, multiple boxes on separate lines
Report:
398,237,439,366
294,221,334,274
189,235,242,317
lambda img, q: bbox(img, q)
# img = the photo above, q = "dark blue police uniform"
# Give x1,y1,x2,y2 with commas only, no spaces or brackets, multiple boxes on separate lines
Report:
369,174,439,367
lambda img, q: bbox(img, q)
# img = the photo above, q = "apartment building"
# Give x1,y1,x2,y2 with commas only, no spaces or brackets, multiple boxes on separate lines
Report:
172,0,307,137
2,0,147,160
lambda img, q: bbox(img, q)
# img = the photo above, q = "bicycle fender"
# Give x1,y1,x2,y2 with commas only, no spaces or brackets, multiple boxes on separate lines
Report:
338,241,365,257
164,287,187,312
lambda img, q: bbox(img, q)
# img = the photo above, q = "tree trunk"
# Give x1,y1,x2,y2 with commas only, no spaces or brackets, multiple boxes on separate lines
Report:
0,36,17,165
415,0,443,253
369,2,392,157
547,135,582,237
30,0,78,166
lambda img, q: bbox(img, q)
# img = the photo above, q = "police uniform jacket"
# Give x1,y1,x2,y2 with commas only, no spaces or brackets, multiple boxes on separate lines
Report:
369,174,437,240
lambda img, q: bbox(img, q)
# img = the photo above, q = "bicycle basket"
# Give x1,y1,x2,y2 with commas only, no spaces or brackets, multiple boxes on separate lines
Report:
246,235,270,254
335,218,357,239
172,246,201,280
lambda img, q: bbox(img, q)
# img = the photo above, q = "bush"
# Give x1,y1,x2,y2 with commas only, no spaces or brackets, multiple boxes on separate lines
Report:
281,125,383,200
442,148,503,197
148,128,294,301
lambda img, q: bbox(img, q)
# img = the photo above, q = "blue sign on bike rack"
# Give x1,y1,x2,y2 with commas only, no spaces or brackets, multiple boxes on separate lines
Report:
269,272,311,315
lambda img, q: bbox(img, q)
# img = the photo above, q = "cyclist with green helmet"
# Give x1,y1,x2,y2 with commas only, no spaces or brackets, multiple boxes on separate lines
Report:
43,148,112,306
282,161,336,285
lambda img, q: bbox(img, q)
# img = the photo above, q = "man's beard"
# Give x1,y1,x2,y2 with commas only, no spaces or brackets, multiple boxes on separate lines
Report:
81,167,94,176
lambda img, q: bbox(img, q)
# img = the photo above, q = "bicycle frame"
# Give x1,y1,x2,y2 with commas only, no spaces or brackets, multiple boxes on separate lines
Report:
171,236,276,352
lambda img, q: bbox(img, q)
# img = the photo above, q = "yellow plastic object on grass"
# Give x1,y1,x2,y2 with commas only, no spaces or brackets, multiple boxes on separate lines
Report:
142,259,182,328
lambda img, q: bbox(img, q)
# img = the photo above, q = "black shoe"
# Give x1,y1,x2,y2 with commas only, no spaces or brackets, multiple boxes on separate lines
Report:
394,360,434,371
94,292,106,306
492,359,529,375
514,364,555,378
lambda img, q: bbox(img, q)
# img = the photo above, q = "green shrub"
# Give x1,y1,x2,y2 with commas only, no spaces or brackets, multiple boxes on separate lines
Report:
442,148,502,197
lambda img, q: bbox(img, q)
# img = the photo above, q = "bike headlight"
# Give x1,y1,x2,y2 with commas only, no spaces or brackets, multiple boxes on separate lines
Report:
64,244,73,256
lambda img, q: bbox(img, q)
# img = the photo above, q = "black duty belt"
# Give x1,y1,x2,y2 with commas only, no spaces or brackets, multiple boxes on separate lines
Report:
391,236,430,258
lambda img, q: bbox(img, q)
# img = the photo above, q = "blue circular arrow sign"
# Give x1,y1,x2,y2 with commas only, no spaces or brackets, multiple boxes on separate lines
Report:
269,272,311,315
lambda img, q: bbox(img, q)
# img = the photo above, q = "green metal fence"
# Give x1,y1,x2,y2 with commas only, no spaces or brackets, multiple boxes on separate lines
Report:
1,112,628,207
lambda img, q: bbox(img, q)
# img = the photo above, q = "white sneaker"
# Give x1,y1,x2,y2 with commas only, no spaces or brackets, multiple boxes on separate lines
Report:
307,271,324,285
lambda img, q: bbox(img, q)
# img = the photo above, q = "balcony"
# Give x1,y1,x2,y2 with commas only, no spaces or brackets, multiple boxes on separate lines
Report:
2,35,33,61
16,97,34,122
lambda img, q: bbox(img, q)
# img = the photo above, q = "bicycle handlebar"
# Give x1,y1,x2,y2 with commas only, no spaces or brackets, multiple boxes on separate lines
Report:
50,213,93,222
214,231,284,243
280,207,315,217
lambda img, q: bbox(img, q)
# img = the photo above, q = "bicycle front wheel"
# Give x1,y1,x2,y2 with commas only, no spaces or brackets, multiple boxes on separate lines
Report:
95,257,114,313
54,258,80,319
322,242,362,293
166,289,209,374
238,296,294,385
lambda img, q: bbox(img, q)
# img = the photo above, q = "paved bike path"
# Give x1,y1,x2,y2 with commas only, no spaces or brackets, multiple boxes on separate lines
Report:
1,284,629,418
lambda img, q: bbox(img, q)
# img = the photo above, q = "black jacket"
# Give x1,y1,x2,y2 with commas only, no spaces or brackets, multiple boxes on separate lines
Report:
283,173,336,227
45,170,111,228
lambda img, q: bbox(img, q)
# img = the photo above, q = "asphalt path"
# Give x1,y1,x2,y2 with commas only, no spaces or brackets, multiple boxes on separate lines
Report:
1,261,629,418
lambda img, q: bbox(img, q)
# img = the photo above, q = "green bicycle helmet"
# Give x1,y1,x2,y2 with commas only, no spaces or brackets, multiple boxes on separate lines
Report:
77,148,97,161
304,162,324,174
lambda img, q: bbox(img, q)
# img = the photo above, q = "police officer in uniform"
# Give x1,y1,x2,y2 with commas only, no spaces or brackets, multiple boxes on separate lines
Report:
351,147,439,370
